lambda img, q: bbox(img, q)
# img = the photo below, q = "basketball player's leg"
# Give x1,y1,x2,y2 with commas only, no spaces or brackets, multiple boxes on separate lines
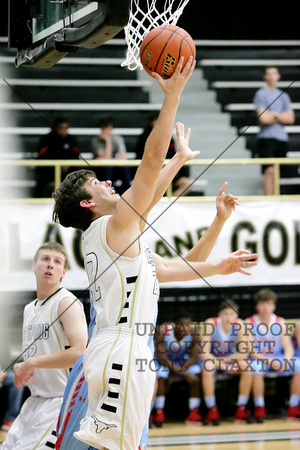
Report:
153,366,169,427
252,371,266,423
56,355,97,450
234,359,253,423
74,331,155,449
287,372,300,420
201,360,220,425
185,365,202,425
276,357,300,420
1,396,62,450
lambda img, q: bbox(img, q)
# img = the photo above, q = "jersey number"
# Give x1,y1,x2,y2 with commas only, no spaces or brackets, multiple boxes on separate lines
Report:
86,252,101,302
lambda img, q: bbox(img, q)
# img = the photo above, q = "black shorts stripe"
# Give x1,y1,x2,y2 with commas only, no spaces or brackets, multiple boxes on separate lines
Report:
109,377,121,385
126,275,138,284
45,442,55,449
108,390,119,399
112,363,123,371
119,317,127,323
51,430,57,437
101,403,117,413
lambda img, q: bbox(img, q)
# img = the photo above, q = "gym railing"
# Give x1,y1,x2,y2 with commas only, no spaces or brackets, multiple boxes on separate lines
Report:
1,157,300,203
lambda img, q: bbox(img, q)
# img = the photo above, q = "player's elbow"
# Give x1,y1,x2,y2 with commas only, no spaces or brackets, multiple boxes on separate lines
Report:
144,146,166,168
71,339,88,364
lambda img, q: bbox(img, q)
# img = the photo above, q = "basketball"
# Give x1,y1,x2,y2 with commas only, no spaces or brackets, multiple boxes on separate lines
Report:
139,25,196,78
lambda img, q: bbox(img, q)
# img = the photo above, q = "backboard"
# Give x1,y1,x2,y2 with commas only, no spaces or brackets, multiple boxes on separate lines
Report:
8,0,130,69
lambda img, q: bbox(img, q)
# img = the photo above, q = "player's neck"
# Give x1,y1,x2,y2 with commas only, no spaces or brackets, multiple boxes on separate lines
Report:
221,321,231,333
36,282,62,301
257,313,272,324
91,200,118,221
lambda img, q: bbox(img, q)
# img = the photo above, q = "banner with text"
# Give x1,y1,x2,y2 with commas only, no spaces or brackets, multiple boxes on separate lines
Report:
0,200,299,291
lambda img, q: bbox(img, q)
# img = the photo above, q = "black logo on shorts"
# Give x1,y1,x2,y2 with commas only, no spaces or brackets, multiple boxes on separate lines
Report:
92,415,117,434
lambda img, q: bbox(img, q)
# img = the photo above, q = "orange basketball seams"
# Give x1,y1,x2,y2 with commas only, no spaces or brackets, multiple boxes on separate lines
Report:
139,25,196,78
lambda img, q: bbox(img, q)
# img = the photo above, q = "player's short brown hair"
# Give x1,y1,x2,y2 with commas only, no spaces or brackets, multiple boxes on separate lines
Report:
218,299,239,314
33,242,68,268
52,169,96,231
254,288,277,306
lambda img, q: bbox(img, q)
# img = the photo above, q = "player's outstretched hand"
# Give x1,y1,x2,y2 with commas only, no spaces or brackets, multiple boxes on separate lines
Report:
152,55,196,97
175,122,200,162
216,182,239,221
218,249,258,276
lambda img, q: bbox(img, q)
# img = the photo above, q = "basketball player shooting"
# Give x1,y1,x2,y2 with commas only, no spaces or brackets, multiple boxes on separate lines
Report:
52,57,257,449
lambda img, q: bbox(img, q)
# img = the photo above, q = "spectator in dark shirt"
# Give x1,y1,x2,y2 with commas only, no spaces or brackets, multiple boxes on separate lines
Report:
35,117,80,197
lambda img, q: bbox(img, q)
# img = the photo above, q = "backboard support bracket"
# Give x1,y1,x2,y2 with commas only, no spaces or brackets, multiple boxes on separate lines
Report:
10,1,130,69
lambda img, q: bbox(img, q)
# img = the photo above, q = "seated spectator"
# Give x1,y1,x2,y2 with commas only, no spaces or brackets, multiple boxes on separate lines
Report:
201,300,253,425
134,111,196,196
91,117,132,194
153,310,202,427
0,370,24,432
291,320,300,415
35,117,81,197
246,288,300,422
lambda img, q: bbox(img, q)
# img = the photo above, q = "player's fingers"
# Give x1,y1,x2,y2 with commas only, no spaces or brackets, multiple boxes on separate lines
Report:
241,260,258,267
151,72,163,84
233,249,250,256
185,127,191,141
239,268,252,276
225,193,238,202
218,181,228,196
176,121,184,132
241,253,258,261
175,122,185,139
174,56,185,74
183,57,196,79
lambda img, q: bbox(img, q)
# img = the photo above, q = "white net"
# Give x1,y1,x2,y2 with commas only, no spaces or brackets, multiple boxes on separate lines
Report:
122,0,190,71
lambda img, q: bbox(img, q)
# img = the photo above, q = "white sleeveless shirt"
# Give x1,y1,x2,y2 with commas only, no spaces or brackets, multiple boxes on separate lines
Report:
82,215,159,336
22,287,83,398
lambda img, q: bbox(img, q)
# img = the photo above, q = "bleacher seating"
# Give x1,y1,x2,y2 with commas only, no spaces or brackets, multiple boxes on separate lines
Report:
0,38,157,162
196,41,300,193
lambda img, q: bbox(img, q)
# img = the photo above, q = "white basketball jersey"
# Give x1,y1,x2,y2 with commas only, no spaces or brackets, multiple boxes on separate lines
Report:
82,215,159,335
22,287,83,398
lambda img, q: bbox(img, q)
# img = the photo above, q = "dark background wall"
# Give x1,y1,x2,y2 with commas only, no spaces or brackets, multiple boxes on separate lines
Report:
178,1,299,40
1,1,299,40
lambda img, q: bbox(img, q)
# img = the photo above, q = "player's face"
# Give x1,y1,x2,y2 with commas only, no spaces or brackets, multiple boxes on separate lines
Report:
55,122,69,138
174,318,191,339
219,308,238,325
256,300,276,316
32,250,67,284
264,68,280,87
85,177,119,203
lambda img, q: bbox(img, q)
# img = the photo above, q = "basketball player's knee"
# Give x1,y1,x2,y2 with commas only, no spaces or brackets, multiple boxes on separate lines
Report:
201,359,215,375
239,359,251,372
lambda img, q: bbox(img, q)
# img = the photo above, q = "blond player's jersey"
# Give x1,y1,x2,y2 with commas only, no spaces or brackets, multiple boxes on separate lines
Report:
82,215,159,335
22,287,85,398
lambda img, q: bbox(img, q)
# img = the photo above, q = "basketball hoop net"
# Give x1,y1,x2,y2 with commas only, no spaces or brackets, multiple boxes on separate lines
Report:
122,0,190,71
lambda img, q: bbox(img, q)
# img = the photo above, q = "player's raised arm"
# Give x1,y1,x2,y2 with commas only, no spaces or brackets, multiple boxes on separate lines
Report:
153,249,258,283
185,182,239,262
111,57,195,230
139,122,200,232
